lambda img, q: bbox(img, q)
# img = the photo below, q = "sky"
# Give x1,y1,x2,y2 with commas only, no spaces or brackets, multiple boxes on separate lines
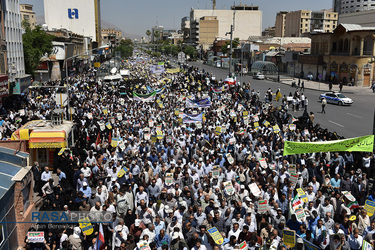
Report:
21,0,332,37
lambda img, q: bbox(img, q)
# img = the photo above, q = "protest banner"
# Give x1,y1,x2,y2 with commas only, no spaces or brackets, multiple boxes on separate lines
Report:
144,133,151,140
283,135,374,156
106,122,112,130
289,124,296,131
249,183,261,197
208,227,224,245
239,241,248,250
364,200,375,217
27,232,45,243
263,120,270,127
99,123,105,131
223,181,234,195
243,111,248,117
226,153,234,164
259,158,267,169
102,107,108,115
213,166,220,178
254,122,259,130
303,238,320,250
273,125,280,133
342,191,356,202
117,113,123,121
294,207,306,221
156,130,163,140
362,240,373,250
78,217,94,235
111,138,119,147
258,200,268,214
283,229,296,248
148,119,154,127
165,173,173,185
297,188,308,203
117,166,129,177
229,138,236,145
290,173,298,186
215,126,222,136
151,135,157,143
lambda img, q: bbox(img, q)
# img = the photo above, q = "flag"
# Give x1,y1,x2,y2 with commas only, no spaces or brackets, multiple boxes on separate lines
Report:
347,201,359,210
237,129,245,135
276,90,282,101
95,133,101,146
132,91,157,102
292,195,302,210
95,223,105,250
182,113,203,123
186,97,211,108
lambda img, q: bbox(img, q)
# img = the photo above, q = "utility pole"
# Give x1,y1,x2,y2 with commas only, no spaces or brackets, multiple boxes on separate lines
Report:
227,8,235,77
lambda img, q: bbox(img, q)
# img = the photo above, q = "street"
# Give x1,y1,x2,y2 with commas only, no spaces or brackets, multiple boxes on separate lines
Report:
187,60,374,138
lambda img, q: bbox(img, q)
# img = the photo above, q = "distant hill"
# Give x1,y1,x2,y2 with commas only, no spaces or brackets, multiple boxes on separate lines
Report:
36,16,141,40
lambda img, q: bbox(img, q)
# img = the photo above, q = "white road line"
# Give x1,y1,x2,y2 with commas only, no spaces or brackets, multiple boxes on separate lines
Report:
328,120,344,128
347,113,362,118
0,172,13,178
0,186,8,190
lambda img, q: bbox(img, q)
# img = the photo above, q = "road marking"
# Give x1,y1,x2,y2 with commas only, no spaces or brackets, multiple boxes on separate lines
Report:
328,120,344,128
346,113,362,118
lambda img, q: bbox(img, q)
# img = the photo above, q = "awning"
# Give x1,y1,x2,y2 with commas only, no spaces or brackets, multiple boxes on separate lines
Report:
29,131,67,149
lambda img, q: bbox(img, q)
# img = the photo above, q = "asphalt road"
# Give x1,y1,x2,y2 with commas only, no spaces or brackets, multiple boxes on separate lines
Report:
185,60,374,138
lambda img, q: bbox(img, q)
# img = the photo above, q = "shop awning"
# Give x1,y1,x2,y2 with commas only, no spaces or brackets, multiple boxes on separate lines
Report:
29,131,67,149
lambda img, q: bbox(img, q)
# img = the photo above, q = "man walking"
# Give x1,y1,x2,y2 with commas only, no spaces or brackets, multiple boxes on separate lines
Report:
321,97,327,114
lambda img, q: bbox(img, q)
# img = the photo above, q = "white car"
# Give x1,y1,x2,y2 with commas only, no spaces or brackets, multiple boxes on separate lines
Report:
319,92,353,106
253,72,265,80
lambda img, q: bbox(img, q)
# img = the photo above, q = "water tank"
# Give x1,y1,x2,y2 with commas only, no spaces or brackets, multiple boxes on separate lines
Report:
42,24,48,31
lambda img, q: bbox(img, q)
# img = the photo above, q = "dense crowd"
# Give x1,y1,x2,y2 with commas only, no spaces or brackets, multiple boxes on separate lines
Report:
3,56,374,250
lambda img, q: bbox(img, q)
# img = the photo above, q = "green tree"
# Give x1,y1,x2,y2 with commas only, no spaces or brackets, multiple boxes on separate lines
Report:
221,38,240,55
154,30,160,43
146,30,151,41
184,46,197,59
22,20,53,76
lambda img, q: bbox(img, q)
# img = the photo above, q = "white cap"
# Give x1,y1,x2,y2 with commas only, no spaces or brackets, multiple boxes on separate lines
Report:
83,182,88,186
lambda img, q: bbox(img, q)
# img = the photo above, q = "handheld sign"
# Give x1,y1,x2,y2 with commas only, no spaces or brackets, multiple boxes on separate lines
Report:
106,122,112,130
258,200,268,214
78,217,94,235
259,158,267,169
239,241,248,250
117,166,129,177
165,173,173,186
364,200,375,217
297,188,308,203
27,232,45,243
215,126,222,136
223,181,234,195
249,183,261,197
156,130,163,140
226,153,234,165
208,227,224,245
212,166,220,178
283,229,296,248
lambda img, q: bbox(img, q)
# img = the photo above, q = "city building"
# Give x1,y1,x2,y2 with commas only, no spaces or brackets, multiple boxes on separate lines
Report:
298,23,375,87
19,4,35,29
2,0,30,96
44,0,101,44
101,28,122,47
151,26,164,43
191,16,218,49
181,16,190,42
190,4,262,44
275,10,338,37
262,26,276,37
339,9,375,27
0,2,7,76
333,0,375,14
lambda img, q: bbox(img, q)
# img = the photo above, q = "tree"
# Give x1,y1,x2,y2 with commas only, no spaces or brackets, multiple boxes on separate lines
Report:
154,30,160,43
184,46,197,59
146,30,151,41
115,40,133,59
22,20,53,76
221,38,240,55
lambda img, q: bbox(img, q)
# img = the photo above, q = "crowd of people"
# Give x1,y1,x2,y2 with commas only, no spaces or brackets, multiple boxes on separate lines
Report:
6,55,374,250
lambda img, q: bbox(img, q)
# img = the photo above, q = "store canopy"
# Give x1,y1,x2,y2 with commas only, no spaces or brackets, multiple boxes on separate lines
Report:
29,131,67,148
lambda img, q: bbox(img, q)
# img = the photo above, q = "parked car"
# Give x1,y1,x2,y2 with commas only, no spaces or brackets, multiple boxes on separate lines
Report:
319,92,353,106
253,72,265,80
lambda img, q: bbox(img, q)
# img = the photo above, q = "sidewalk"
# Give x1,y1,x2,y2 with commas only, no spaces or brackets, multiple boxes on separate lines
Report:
279,77,373,95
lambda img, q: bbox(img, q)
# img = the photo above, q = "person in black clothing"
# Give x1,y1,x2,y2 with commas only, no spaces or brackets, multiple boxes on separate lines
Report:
32,161,42,196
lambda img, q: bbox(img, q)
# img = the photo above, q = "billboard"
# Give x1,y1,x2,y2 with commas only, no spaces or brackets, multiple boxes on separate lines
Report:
44,0,100,42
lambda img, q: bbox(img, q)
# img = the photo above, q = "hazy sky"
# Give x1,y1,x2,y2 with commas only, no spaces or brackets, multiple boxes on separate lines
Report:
21,0,331,37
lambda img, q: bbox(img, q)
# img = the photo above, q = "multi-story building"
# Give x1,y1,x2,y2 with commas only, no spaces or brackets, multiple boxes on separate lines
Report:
44,0,101,44
333,0,375,14
339,9,375,27
181,16,190,42
101,28,122,47
298,23,375,87
19,4,35,29
0,2,7,76
262,26,276,37
276,10,338,37
190,4,262,45
275,11,287,37
191,16,218,49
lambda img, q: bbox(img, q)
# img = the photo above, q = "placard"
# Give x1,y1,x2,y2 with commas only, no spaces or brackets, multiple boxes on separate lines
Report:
343,191,356,202
364,200,375,217
283,229,296,248
117,113,123,121
106,122,112,130
78,217,94,235
297,188,308,203
213,166,220,178
263,120,270,127
27,232,45,243
273,125,280,134
290,173,298,186
258,200,268,214
144,133,151,140
137,242,151,250
165,173,173,186
149,119,154,127
223,181,234,195
362,240,373,250
215,126,222,136
117,166,129,177
243,111,248,117
295,207,306,221
226,153,234,165
151,135,157,143
259,158,267,169
249,183,261,197
99,123,105,131
102,107,108,115
156,130,163,140
208,227,224,245
289,124,296,131
87,113,93,119
254,122,259,130
229,138,236,145
239,241,248,250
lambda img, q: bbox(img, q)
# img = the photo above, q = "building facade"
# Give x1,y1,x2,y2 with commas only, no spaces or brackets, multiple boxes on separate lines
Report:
151,26,163,43
276,10,338,37
19,4,35,29
181,16,190,42
299,23,375,86
333,0,375,14
44,0,101,43
101,28,122,47
191,16,218,49
339,9,375,27
190,5,262,43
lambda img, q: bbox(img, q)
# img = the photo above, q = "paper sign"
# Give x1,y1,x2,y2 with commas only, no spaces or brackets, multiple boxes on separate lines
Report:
149,119,154,127
156,125,162,131
117,166,129,177
294,207,306,221
213,166,220,178
289,124,296,131
120,98,125,106
103,107,108,115
165,173,173,186
117,113,123,121
249,183,261,197
87,113,93,119
158,103,163,108
290,173,298,186
362,240,373,250
297,188,308,203
254,122,259,130
208,227,224,245
253,114,259,122
156,130,163,140
238,104,243,111
118,141,125,150
239,241,248,250
111,138,119,147
137,242,151,250
19,109,25,116
78,217,94,235
99,123,105,131
258,200,268,214
144,133,151,140
175,109,179,116
273,125,280,133
230,110,236,117
259,158,267,169
243,111,248,117
229,138,236,145
196,122,202,129
106,122,112,130
283,229,296,248
223,181,234,195
263,120,270,127
364,200,375,217
343,191,356,202
226,153,234,165
215,126,222,136
27,232,45,243
289,165,296,175
151,135,157,143
58,148,66,156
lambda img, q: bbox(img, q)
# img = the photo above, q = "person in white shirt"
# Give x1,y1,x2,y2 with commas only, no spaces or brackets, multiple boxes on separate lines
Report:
41,167,52,184
80,163,92,179
140,224,156,243
228,222,241,240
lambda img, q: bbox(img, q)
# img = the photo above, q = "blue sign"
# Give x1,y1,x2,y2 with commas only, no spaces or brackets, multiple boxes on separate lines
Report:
68,8,79,19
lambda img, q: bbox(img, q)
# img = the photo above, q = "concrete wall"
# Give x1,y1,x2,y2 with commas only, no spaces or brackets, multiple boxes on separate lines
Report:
339,10,375,27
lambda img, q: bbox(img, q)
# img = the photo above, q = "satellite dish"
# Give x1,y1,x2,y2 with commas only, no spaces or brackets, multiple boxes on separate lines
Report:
111,67,117,74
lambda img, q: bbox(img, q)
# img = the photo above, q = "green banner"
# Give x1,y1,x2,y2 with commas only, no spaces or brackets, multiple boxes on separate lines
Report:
283,135,374,156
158,62,165,66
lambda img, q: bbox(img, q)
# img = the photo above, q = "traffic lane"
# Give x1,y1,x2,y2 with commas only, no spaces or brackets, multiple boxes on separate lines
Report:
189,61,373,138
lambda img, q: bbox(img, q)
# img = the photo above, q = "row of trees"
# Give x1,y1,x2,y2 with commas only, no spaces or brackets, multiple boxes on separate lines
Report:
114,39,134,59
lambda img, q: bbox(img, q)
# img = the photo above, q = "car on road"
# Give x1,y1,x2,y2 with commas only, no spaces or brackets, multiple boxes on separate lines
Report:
253,72,265,80
319,92,353,106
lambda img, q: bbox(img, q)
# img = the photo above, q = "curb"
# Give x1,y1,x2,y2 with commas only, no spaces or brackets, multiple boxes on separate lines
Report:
278,80,355,94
